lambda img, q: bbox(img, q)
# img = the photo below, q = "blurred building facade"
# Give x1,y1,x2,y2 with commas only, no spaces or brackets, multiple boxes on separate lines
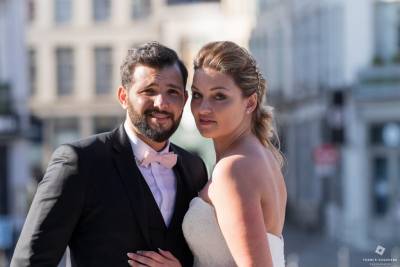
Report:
27,0,257,169
0,0,31,260
251,0,400,250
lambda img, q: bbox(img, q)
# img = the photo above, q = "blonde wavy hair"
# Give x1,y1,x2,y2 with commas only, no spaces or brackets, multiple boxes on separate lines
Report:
193,41,284,167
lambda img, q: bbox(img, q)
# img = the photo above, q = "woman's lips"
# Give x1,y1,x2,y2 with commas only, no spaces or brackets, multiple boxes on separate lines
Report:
198,118,216,126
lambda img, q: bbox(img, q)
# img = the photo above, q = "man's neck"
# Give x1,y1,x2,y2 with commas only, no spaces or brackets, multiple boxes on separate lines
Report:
136,132,167,152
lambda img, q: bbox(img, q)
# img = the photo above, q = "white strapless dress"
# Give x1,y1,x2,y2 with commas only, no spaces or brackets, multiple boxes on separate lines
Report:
182,197,285,267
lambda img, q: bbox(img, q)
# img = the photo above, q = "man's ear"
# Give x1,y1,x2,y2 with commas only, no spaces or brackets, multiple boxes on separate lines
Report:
246,93,258,114
117,86,128,109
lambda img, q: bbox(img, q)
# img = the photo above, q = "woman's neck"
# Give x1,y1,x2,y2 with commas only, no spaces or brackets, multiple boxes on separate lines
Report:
213,127,252,162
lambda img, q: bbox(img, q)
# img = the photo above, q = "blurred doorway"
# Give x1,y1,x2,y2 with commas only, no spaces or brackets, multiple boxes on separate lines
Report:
369,122,400,241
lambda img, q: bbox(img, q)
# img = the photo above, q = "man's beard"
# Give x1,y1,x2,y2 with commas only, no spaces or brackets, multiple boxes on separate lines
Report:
127,101,182,142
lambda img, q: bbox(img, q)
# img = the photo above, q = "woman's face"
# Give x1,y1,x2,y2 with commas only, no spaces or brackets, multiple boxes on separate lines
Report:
191,67,250,139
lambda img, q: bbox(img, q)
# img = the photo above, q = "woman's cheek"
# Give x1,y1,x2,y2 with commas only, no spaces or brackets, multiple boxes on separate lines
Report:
190,99,199,113
212,98,234,113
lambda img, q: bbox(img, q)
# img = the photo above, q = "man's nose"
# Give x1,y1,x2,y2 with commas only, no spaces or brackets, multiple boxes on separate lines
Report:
153,93,169,109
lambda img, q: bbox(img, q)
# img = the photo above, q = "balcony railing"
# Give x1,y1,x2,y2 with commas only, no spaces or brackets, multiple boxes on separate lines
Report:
359,65,400,85
167,0,219,5
354,65,400,101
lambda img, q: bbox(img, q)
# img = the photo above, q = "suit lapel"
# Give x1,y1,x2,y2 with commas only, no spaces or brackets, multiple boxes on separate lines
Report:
111,125,152,247
140,177,167,230
168,166,185,230
168,145,190,230
111,128,193,246
170,144,196,197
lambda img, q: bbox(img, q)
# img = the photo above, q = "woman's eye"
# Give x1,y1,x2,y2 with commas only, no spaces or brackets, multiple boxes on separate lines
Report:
192,92,202,99
215,93,226,100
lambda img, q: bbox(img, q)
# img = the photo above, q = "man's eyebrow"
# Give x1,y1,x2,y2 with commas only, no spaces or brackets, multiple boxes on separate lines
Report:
166,83,184,90
142,82,183,91
144,82,158,88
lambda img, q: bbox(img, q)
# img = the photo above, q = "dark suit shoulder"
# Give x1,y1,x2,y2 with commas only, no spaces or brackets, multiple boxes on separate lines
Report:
171,143,209,195
67,131,113,150
51,130,117,175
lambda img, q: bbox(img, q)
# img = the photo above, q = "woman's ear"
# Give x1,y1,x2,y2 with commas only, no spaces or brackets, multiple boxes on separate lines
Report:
246,93,258,114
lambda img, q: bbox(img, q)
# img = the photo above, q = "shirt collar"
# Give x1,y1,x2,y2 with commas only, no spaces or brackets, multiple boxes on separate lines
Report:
124,121,171,162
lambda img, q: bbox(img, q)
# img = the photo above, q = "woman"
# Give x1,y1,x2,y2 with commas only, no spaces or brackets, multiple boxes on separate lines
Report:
128,41,287,267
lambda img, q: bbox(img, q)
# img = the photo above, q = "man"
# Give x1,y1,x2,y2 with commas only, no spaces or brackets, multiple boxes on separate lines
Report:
11,42,208,267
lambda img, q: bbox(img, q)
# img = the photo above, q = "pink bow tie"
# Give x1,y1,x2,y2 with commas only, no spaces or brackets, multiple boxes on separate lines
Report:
139,151,177,169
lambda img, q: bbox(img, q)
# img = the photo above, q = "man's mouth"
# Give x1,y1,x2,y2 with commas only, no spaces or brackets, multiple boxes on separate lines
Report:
146,110,173,122
151,112,170,119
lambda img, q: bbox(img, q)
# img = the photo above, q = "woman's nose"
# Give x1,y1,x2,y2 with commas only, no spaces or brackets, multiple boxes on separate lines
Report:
198,99,212,114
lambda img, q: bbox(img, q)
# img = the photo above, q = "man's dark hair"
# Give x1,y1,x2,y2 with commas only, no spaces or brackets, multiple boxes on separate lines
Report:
120,41,188,90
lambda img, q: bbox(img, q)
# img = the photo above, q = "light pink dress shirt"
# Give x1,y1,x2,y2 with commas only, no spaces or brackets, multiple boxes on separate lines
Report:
124,122,177,226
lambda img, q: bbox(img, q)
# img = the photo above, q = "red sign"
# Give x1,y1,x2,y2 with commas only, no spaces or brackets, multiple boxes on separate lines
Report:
313,144,338,166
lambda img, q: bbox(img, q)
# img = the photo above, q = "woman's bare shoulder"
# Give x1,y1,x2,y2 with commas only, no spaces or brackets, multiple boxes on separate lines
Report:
211,148,282,196
211,154,264,195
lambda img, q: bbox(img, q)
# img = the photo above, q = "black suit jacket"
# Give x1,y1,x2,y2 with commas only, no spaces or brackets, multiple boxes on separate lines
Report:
11,125,208,267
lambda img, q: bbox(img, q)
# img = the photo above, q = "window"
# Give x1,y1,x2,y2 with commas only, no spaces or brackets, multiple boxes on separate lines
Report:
275,28,284,91
0,145,8,214
398,8,400,50
54,0,72,24
93,0,111,22
397,22,400,51
132,0,151,20
94,47,113,94
93,116,121,134
259,0,269,10
27,0,35,22
370,123,400,147
372,157,389,216
53,118,79,147
28,48,37,96
0,83,11,115
56,47,74,96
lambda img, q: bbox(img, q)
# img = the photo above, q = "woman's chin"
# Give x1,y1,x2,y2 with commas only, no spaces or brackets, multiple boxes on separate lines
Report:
197,129,215,139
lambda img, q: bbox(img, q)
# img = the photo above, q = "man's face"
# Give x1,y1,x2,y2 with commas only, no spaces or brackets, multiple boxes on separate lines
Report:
120,64,187,142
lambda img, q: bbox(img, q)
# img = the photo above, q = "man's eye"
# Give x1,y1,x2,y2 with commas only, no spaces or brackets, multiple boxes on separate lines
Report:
215,93,226,100
142,89,156,95
168,89,180,96
192,92,202,99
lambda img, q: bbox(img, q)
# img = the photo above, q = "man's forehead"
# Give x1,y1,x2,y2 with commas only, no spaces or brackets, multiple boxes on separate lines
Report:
132,64,183,84
133,64,179,75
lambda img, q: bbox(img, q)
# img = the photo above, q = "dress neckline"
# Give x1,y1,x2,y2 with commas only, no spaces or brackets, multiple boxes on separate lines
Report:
192,196,284,242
